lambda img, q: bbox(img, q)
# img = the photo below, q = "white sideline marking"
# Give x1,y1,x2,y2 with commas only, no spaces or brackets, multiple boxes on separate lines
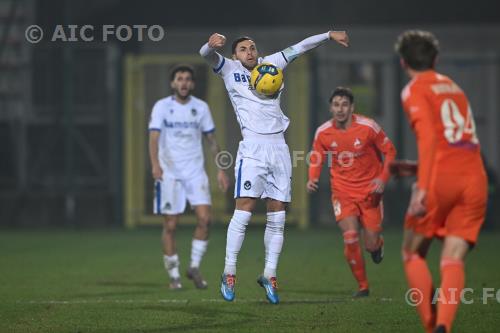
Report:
15,297,393,305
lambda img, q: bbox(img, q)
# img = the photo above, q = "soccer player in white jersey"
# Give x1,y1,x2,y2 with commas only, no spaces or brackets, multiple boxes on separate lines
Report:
200,30,349,304
149,65,230,290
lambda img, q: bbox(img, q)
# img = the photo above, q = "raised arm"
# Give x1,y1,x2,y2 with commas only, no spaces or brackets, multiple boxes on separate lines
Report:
264,30,349,69
200,33,233,73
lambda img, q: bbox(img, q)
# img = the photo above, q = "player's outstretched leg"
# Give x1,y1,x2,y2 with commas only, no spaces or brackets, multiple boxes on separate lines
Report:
220,209,252,301
343,230,369,296
258,209,285,304
402,231,435,333
404,250,435,331
434,236,468,333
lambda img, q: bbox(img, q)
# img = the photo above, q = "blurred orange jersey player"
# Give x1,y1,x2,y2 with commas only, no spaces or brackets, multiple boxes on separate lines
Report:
401,69,486,243
396,30,487,333
307,87,396,297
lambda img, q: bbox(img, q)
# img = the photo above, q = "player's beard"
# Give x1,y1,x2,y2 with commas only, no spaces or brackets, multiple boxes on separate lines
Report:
242,59,257,71
175,87,191,100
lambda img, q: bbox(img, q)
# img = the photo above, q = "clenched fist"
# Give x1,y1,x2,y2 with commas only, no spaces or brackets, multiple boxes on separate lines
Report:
208,33,226,49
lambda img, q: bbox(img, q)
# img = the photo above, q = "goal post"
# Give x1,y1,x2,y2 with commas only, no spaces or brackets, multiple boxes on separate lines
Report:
123,54,310,228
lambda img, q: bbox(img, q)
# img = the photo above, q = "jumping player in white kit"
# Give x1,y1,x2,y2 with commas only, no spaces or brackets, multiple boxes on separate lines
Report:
149,65,230,290
200,30,349,303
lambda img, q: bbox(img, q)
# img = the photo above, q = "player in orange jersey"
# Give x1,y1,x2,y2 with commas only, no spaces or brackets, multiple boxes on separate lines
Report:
307,87,396,297
395,30,488,333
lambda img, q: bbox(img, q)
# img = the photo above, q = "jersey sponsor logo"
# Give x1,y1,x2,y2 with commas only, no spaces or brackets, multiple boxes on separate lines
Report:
173,131,194,138
163,119,199,129
233,73,251,84
244,180,252,190
334,150,365,168
337,151,355,167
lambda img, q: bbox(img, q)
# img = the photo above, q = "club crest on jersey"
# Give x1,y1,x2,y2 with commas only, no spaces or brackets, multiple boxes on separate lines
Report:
191,108,197,116
170,109,174,114
244,181,252,190
354,138,362,149
166,202,171,210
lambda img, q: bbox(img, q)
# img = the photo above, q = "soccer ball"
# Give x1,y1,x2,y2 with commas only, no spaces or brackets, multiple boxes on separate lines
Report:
250,63,283,96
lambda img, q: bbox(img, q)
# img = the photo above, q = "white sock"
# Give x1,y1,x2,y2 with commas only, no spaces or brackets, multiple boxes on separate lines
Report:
224,210,252,275
163,254,180,279
263,211,286,278
190,239,208,268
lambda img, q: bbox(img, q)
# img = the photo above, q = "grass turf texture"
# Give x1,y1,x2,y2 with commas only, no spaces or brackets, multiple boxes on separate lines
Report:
1,227,499,332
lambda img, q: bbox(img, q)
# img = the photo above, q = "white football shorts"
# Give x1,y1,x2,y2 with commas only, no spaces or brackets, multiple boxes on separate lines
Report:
154,169,211,215
233,135,292,202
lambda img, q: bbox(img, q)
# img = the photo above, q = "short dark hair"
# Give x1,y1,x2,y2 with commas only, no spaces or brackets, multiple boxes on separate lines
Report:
170,64,195,82
395,30,439,71
329,87,354,104
231,36,254,54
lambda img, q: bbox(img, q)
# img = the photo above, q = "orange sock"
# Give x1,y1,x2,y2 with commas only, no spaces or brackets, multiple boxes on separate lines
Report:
343,230,368,290
403,251,436,333
436,257,465,332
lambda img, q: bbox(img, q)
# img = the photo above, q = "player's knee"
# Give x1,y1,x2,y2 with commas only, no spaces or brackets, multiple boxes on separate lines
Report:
236,197,257,212
441,236,469,260
163,218,177,234
343,230,359,244
401,248,423,262
402,237,430,260
266,211,285,233
267,199,287,212
229,210,252,233
197,215,211,230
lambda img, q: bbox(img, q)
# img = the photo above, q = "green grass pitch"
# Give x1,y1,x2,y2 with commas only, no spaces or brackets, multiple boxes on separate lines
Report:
1,226,499,332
